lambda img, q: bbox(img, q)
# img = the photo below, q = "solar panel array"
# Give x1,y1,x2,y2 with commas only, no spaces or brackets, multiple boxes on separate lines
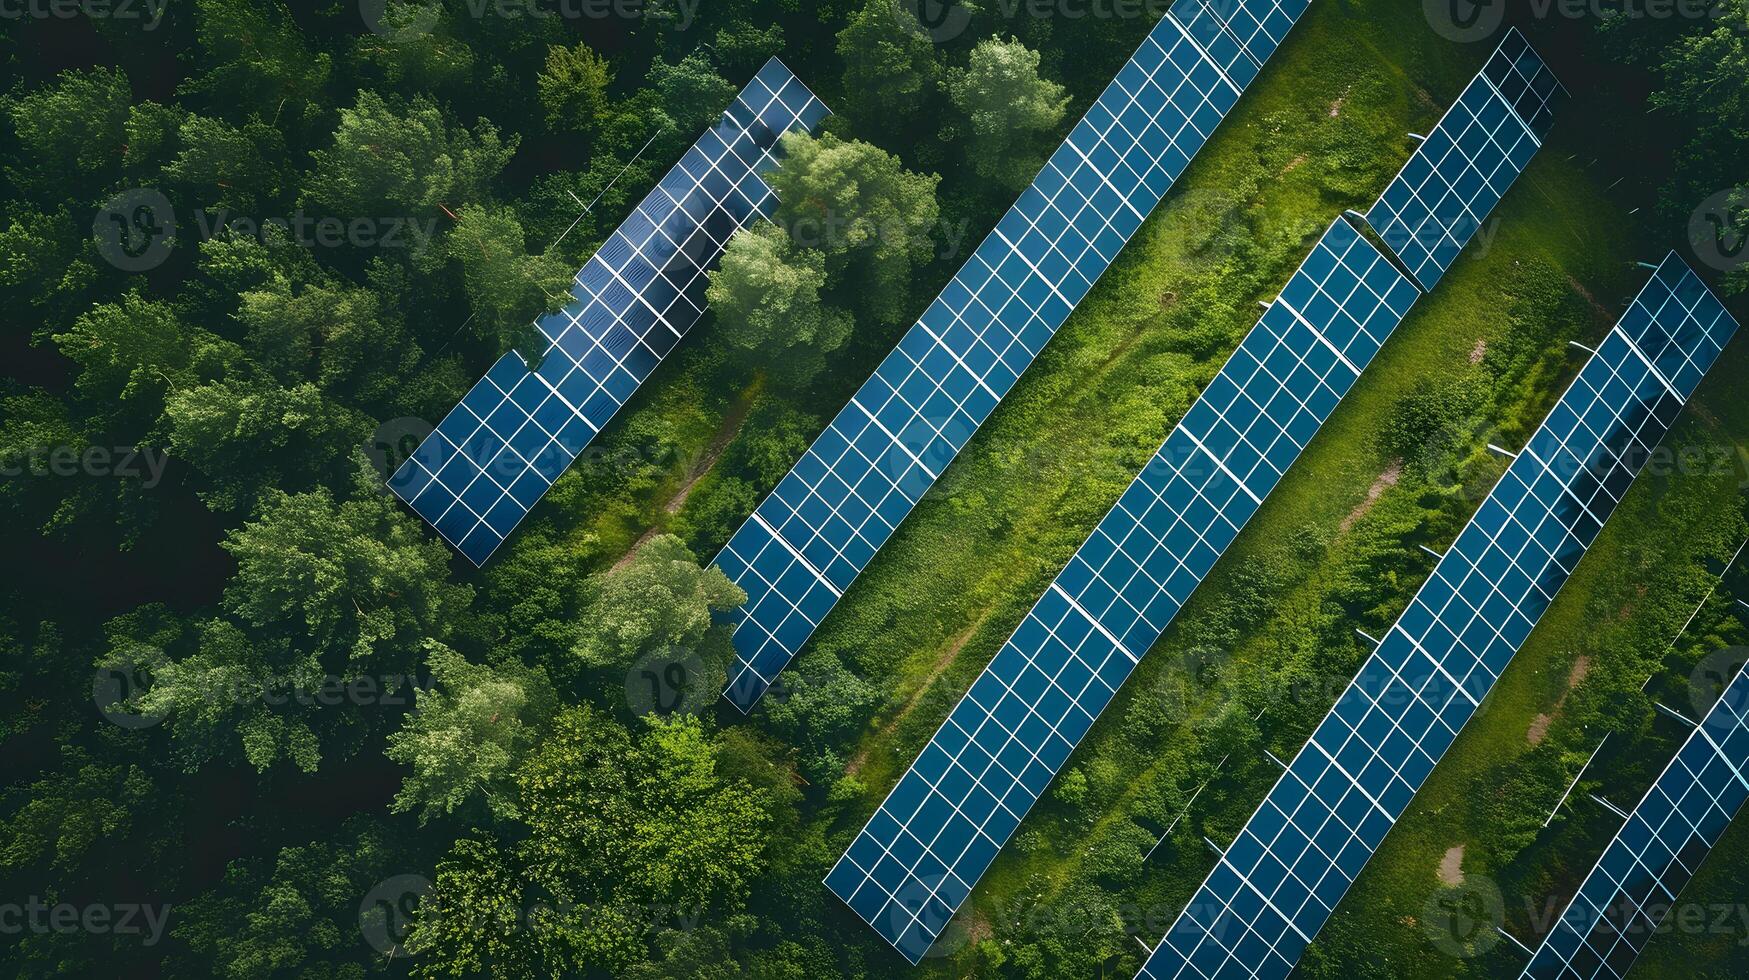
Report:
1521,664,1749,980
823,29,1566,964
824,218,1419,963
1140,252,1740,980
387,59,828,565
1364,28,1564,291
718,0,1313,712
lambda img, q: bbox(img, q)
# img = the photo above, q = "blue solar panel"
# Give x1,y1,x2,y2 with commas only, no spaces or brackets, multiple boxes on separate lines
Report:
1139,253,1739,980
718,1,1311,712
823,219,1420,963
1521,665,1749,980
1365,29,1564,291
387,59,828,565
1183,0,1310,79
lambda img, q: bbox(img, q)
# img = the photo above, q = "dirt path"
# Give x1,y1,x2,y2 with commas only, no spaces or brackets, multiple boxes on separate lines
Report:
1527,653,1591,746
1339,460,1403,535
1567,275,1615,325
612,381,762,571
1438,845,1465,886
845,607,998,779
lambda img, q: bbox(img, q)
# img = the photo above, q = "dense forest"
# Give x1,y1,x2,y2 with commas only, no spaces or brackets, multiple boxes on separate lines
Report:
2,1,1746,978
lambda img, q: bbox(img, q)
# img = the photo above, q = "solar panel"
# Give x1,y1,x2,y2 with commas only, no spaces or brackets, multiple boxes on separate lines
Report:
1521,664,1749,980
823,219,1420,963
387,59,828,565
1139,253,1739,980
1365,28,1565,291
1182,0,1311,78
718,1,1312,712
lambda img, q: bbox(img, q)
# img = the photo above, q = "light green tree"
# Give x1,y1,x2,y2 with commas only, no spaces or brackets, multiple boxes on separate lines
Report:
1,67,132,199
386,642,556,825
445,204,572,359
768,131,941,326
647,53,738,135
538,42,614,133
707,222,852,387
948,37,1070,189
302,91,515,216
570,535,745,672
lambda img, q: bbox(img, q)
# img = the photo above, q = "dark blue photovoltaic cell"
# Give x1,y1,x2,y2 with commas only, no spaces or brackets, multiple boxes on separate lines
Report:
1520,666,1749,980
387,59,827,565
1193,0,1310,70
1140,253,1739,980
1484,27,1562,141
1365,28,1563,291
1173,0,1262,87
719,1,1309,713
824,219,1418,963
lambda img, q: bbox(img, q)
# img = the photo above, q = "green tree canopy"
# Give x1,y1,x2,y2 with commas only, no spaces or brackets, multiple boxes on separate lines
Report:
302,91,515,217
835,0,941,139
706,221,853,387
947,37,1070,189
767,131,941,326
570,535,744,672
386,642,556,825
538,42,614,133
1,67,132,200
445,204,573,359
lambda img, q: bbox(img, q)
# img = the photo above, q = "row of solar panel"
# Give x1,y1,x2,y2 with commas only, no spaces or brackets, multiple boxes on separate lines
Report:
718,0,1316,712
825,219,1421,962
826,27,1562,966
1142,252,1739,980
1364,29,1560,290
388,58,829,564
1519,667,1749,979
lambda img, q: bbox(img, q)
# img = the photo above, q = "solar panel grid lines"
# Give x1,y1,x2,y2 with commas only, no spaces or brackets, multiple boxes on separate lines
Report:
386,58,828,565
719,2,1310,713
823,217,1421,964
1175,0,1312,84
1138,253,1740,980
1520,664,1749,980
1364,27,1565,292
